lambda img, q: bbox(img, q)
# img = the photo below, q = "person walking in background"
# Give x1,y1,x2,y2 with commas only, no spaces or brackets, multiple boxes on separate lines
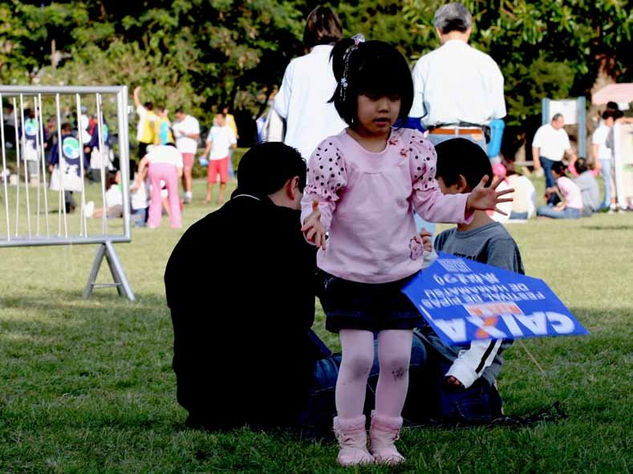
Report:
532,113,577,204
410,3,506,153
202,112,236,204
133,86,157,167
273,6,347,160
537,161,583,219
135,143,183,229
172,108,200,203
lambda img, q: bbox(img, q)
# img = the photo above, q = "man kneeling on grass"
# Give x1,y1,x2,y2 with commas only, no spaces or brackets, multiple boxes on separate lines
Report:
164,142,511,437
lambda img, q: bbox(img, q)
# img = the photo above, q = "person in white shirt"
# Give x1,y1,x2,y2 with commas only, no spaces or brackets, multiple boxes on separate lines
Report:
410,3,506,151
273,6,347,160
592,110,616,210
202,113,237,204
135,143,183,229
532,113,577,204
172,108,200,203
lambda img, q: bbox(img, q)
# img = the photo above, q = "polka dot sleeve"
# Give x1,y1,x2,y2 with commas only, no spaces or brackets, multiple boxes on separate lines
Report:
408,131,472,224
300,140,347,231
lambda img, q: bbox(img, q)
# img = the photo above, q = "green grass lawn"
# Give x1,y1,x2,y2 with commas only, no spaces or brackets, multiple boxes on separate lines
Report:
1,177,633,472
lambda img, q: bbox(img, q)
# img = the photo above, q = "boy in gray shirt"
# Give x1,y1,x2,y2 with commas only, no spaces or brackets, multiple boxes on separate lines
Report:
413,138,524,423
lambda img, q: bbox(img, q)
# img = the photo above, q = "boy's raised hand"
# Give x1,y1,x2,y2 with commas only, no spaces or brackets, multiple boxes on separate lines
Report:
301,199,327,249
466,175,514,216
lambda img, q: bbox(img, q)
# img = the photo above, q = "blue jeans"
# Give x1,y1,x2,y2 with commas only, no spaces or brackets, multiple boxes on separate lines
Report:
539,156,560,205
296,334,428,435
132,208,147,227
601,159,613,208
536,205,581,219
428,132,487,153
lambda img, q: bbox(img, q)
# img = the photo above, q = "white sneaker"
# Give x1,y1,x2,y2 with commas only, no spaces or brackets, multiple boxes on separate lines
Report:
85,201,95,218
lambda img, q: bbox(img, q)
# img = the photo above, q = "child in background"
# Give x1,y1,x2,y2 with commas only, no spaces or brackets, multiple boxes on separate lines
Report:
301,37,511,466
415,138,523,417
505,162,536,221
130,162,149,227
573,158,600,215
537,161,583,219
85,171,123,219
202,112,237,204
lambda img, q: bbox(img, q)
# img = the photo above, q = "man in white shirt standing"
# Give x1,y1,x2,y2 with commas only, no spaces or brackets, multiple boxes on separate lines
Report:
410,3,506,151
273,6,347,160
532,113,577,204
202,112,237,205
172,108,200,203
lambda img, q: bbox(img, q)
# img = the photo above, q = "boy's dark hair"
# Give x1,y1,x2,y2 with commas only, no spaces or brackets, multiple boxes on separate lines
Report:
61,122,72,133
551,161,567,177
156,105,166,113
303,6,343,49
216,111,227,118
24,108,35,119
144,101,154,110
234,142,306,198
606,101,619,111
573,157,589,174
330,39,413,126
174,107,184,114
435,138,492,190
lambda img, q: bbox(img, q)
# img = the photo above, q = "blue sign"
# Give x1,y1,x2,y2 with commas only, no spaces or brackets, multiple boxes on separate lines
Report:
402,253,589,345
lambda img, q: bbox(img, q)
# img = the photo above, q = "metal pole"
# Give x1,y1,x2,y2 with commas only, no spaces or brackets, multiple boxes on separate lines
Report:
33,93,42,236
55,93,68,237
37,93,50,236
116,87,131,240
13,97,20,236
75,93,88,237
0,93,10,241
19,95,32,238
96,93,107,235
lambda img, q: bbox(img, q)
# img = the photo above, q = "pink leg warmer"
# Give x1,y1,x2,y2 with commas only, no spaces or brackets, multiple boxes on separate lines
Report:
335,329,375,419
374,329,413,418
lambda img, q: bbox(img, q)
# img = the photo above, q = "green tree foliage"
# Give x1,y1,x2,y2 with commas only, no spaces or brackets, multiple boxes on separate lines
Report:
2,0,632,143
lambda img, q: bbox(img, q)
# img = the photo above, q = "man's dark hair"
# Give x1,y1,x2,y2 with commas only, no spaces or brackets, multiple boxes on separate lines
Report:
144,101,154,110
61,122,72,133
606,101,619,111
234,143,306,198
434,3,472,34
174,107,184,115
552,113,564,122
551,160,567,177
303,6,343,48
330,39,413,126
24,108,35,119
573,157,589,174
435,138,492,190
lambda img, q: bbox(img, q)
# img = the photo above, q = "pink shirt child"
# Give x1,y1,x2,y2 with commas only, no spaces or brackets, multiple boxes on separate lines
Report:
301,128,472,284
557,176,583,210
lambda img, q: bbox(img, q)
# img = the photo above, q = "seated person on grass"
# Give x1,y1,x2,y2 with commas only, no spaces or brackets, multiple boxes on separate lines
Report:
411,138,524,423
573,158,600,216
537,161,583,219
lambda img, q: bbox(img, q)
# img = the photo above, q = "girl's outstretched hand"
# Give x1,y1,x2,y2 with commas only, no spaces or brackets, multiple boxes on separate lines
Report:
301,199,327,249
466,175,514,215
419,228,433,253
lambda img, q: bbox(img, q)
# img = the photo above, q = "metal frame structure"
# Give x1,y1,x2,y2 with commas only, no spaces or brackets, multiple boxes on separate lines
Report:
0,85,135,301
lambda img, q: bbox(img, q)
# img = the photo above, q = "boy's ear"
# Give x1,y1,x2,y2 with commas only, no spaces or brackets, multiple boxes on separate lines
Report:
456,174,470,193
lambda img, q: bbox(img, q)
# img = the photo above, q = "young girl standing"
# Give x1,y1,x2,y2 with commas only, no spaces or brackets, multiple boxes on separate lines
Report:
301,37,511,466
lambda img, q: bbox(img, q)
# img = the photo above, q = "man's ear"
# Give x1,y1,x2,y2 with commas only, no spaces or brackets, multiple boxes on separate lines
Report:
286,176,300,201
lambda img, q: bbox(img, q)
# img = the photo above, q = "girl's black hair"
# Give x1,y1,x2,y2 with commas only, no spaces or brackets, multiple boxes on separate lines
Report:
435,138,492,190
329,39,413,126
551,161,567,177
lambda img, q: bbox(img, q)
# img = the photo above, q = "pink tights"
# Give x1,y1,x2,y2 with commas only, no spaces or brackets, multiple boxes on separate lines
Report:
335,329,413,419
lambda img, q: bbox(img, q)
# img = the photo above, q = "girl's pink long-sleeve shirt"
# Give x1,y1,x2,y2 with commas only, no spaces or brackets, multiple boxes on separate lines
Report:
300,128,472,284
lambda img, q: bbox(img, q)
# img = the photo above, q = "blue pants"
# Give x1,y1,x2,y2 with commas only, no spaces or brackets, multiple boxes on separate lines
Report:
540,156,560,205
536,205,581,219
